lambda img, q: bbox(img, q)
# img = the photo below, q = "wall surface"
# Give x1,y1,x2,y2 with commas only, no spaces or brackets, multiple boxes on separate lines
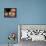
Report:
0,0,46,45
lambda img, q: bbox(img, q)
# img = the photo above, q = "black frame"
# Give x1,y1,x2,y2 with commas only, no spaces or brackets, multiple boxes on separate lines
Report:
4,8,17,18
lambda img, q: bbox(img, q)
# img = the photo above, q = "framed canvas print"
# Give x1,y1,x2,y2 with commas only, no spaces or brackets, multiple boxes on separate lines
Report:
4,8,16,18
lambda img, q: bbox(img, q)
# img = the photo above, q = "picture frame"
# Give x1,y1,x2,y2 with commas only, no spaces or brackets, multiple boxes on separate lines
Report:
4,8,17,18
